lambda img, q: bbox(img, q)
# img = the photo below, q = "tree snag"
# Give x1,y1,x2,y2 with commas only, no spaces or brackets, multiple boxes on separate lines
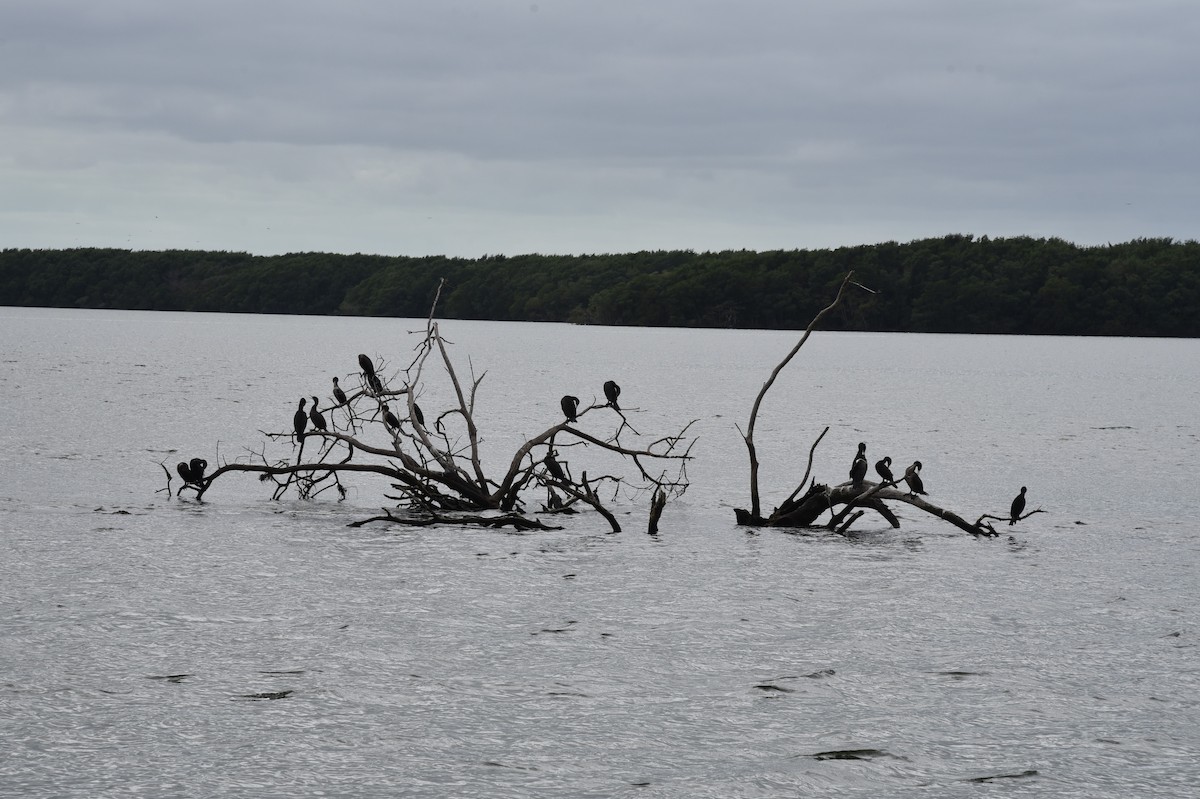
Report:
170,281,695,532
733,272,1041,537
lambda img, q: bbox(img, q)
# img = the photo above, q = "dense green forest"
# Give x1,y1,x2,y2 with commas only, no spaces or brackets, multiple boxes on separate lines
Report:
2,235,1198,336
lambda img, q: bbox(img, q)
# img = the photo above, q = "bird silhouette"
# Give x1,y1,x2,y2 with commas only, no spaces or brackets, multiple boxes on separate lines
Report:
903,461,926,496
875,456,894,483
359,353,383,394
1010,486,1027,525
543,451,566,481
383,405,400,431
603,380,621,410
293,398,308,441
332,377,347,406
309,397,327,432
849,442,868,488
189,458,207,482
561,395,580,423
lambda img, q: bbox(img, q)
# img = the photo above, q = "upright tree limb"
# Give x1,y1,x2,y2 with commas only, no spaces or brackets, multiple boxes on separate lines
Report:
740,272,873,520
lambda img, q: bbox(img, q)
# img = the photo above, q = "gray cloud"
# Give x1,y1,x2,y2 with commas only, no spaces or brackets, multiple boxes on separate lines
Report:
2,0,1198,256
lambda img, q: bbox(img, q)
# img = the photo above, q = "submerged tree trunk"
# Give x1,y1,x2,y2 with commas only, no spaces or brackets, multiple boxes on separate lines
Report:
732,272,1039,538
165,280,696,531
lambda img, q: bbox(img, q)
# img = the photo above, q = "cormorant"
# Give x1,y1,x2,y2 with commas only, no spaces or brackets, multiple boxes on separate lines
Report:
332,377,347,406
293,398,308,441
358,353,376,378
1010,486,1027,525
359,353,383,394
603,380,621,410
903,461,926,496
561,395,580,423
309,397,327,432
875,456,894,484
849,442,868,488
176,461,195,483
383,405,401,431
411,402,425,427
543,451,566,481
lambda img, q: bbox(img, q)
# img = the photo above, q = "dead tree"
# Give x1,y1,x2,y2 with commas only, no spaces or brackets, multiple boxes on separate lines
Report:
166,284,694,532
732,272,1041,538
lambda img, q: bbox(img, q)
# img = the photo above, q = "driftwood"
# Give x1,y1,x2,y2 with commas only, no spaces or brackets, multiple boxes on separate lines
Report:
166,281,695,531
733,272,1042,537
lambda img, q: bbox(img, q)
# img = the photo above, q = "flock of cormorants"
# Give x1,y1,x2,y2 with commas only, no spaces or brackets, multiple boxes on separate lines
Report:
178,362,1034,527
283,356,619,450
538,381,622,488
285,353,432,443
849,442,1028,523
848,442,925,495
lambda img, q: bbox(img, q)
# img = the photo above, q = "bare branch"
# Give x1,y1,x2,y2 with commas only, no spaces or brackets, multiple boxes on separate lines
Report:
744,272,867,518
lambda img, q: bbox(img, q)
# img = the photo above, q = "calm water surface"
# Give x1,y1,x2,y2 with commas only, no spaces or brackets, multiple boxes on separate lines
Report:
1,307,1198,798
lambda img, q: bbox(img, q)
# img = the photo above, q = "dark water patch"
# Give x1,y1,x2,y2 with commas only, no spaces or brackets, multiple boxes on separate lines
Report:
482,761,540,772
933,670,989,680
235,690,293,700
808,748,901,761
753,683,795,693
804,668,836,678
260,669,305,676
1091,425,1133,430
94,507,132,515
965,768,1038,783
547,688,589,698
533,621,577,635
147,674,191,684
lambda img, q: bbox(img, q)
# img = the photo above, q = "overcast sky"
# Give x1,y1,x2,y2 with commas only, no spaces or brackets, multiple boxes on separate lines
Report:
2,0,1197,257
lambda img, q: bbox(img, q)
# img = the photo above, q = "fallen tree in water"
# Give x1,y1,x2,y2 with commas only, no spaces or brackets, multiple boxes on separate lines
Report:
733,272,1042,537
161,282,695,532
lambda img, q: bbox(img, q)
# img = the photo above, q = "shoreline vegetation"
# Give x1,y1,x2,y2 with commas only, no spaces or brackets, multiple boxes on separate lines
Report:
2,234,1197,336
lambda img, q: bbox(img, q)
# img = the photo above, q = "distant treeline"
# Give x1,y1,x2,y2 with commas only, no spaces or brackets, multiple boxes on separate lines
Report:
2,235,1198,336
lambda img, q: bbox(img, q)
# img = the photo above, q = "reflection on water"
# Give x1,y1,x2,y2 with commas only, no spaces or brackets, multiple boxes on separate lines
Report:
1,307,1199,797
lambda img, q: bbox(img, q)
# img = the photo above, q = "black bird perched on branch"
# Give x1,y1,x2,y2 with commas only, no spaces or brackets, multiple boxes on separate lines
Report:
875,456,894,484
358,353,375,379
332,377,347,406
561,395,580,423
603,380,621,410
849,442,868,488
177,457,207,485
543,451,566,481
359,353,383,394
903,461,926,496
411,402,425,427
383,405,401,432
309,397,327,433
1010,486,1027,525
293,398,308,441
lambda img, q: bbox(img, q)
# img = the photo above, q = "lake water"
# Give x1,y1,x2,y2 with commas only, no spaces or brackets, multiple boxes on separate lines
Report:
1,307,1198,798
